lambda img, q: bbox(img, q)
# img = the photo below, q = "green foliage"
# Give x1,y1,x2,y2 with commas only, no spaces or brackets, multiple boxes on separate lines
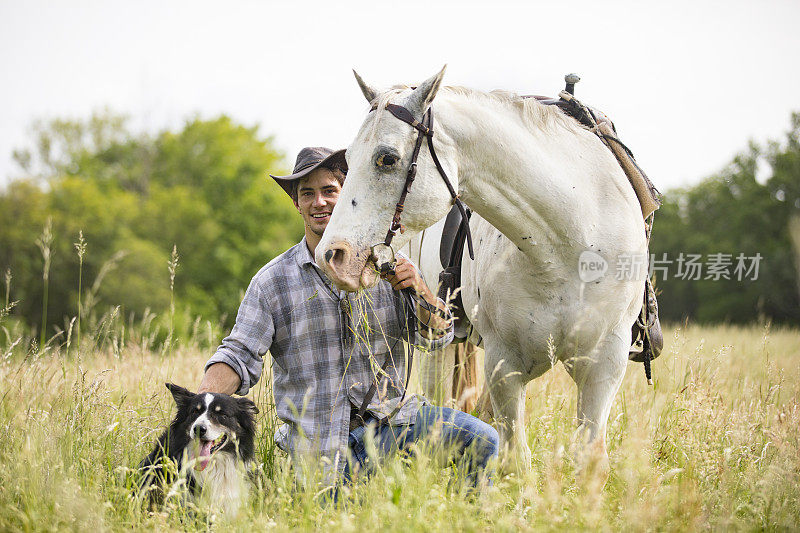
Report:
650,113,800,324
3,108,800,333
0,110,301,335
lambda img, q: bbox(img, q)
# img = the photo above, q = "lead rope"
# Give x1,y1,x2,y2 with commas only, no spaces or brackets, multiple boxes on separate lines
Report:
310,265,399,425
356,287,416,428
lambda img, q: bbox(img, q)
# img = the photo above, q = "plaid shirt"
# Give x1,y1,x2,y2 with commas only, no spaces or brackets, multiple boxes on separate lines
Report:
205,238,453,476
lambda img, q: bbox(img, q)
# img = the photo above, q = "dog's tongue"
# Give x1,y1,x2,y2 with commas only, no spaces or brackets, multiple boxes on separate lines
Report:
195,440,213,471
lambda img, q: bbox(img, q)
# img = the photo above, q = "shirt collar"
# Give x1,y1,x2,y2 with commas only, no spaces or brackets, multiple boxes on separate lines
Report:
296,236,348,299
295,236,318,269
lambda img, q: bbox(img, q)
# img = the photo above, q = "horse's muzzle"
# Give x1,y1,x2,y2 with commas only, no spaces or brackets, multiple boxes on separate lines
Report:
319,241,377,291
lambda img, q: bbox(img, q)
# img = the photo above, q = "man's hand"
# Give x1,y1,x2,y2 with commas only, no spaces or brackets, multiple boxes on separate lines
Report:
197,362,241,395
381,257,450,337
381,257,428,296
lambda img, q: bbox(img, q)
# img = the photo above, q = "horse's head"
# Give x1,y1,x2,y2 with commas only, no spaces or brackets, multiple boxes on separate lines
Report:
316,67,457,291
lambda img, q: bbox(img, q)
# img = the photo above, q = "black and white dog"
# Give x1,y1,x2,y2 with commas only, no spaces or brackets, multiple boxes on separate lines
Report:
139,383,258,516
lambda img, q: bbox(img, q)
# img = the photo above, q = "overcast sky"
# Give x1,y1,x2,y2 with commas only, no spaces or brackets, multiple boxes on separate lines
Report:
1,0,799,191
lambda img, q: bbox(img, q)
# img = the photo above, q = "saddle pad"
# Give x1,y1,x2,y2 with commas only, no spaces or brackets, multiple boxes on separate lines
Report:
590,108,661,218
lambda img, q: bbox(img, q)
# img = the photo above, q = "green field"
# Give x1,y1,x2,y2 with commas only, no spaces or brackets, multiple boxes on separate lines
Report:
1,323,798,531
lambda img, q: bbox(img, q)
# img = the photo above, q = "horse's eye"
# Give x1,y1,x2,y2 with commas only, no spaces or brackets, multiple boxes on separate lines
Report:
376,154,397,168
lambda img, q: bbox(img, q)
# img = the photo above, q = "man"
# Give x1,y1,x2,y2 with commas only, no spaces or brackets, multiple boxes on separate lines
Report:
198,146,498,486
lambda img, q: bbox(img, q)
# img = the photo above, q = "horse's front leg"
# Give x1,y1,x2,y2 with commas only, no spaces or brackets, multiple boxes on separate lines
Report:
563,329,629,478
484,341,545,474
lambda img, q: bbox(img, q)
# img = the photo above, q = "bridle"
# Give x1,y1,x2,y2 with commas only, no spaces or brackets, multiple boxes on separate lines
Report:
368,102,474,274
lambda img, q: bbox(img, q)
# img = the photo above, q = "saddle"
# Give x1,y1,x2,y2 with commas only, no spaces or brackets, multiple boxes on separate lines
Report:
527,92,661,219
437,74,663,370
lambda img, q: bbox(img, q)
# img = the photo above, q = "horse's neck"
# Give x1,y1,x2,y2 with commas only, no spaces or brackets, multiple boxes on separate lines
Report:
435,93,629,257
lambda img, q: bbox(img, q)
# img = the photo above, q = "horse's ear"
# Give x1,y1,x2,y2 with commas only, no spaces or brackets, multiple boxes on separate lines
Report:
353,69,380,104
405,65,447,118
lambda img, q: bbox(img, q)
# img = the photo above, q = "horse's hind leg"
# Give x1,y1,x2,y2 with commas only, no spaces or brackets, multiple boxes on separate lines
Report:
563,329,629,474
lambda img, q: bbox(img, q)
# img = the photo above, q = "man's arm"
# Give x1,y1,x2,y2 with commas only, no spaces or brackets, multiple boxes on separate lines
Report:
198,362,241,395
382,257,451,338
199,275,274,396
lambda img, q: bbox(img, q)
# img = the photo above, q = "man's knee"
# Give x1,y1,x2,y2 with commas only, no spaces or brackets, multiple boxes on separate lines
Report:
441,408,499,461
416,406,498,458
484,424,500,457
469,418,499,463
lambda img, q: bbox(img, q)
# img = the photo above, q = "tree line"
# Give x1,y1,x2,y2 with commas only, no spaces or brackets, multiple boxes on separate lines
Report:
1,111,798,340
650,113,800,324
0,112,302,340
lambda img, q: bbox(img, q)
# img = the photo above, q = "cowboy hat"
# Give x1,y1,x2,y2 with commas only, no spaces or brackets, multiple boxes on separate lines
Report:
269,146,347,197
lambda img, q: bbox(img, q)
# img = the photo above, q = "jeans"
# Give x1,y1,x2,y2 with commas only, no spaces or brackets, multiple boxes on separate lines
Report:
342,405,499,487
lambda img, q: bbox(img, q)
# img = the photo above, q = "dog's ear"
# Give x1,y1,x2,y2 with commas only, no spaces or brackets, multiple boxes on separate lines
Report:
165,383,194,408
236,396,259,416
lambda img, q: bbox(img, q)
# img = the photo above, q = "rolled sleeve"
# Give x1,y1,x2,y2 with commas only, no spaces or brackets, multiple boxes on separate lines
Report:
205,276,274,396
395,251,455,352
414,296,455,351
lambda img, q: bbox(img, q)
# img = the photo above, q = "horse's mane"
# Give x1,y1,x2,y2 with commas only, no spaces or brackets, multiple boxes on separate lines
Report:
445,86,583,135
370,84,582,136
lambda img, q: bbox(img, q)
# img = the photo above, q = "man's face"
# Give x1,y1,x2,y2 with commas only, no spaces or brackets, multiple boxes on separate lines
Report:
294,168,342,237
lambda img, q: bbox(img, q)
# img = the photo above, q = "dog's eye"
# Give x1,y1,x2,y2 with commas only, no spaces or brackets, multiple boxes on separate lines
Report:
376,154,397,168
196,404,202,411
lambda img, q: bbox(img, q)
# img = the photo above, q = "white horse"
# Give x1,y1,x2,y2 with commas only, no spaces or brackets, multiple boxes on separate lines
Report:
317,67,646,471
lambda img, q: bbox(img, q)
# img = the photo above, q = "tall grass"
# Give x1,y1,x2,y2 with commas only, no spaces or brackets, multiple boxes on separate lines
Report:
73,231,87,357
34,218,53,350
3,268,10,311
165,245,179,359
1,232,798,530
0,321,798,531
